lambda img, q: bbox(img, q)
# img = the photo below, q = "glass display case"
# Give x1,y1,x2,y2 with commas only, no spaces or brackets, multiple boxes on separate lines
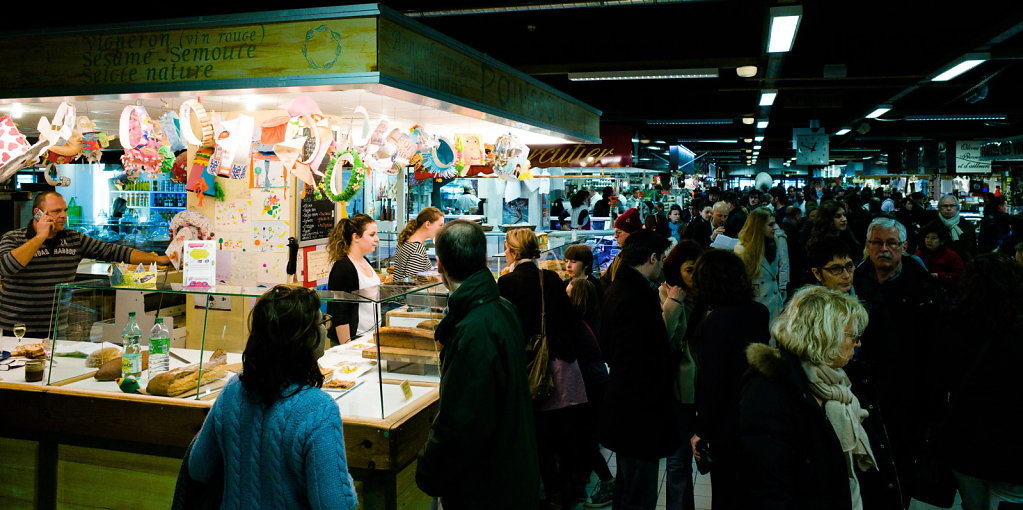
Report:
67,218,172,253
45,279,447,420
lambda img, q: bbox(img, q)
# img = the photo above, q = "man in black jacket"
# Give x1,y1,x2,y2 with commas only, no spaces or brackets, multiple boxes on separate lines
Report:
599,230,678,510
417,221,539,510
852,217,943,509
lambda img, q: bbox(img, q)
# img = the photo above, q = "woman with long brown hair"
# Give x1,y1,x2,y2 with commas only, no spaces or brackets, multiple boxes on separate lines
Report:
393,207,444,281
326,213,379,345
808,200,862,258
734,207,790,321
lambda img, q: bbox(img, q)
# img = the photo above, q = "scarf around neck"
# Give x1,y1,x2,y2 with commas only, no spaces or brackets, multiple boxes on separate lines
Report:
802,361,877,510
940,212,963,241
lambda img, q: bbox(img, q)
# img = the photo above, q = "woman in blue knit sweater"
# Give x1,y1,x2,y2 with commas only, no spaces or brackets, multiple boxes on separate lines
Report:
188,285,359,509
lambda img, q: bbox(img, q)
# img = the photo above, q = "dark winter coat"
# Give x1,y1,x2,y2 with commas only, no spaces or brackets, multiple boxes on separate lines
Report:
416,269,540,510
498,261,577,362
851,256,943,507
978,211,1011,252
683,217,712,247
691,301,771,452
599,265,679,460
943,313,1023,484
740,344,853,510
944,217,978,263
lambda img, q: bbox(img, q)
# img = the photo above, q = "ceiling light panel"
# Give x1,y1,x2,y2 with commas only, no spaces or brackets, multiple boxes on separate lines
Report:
903,114,1006,121
768,5,803,53
835,128,851,135
866,107,891,119
568,68,719,81
647,119,732,125
932,53,989,82
757,121,769,129
759,90,778,106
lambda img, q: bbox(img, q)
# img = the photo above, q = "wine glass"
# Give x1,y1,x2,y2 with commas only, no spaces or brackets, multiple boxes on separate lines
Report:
13,323,26,344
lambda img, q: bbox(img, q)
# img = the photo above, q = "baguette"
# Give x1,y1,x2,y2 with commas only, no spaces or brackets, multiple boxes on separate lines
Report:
146,349,227,397
86,347,122,368
375,326,437,350
95,351,149,381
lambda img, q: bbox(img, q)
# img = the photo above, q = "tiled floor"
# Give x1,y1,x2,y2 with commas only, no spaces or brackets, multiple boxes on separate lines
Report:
572,449,711,510
572,448,962,510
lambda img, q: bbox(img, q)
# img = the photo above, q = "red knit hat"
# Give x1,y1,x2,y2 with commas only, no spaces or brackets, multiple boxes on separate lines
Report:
614,208,643,233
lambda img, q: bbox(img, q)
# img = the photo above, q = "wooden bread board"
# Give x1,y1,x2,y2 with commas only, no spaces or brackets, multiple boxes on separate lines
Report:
362,346,439,366
374,327,438,351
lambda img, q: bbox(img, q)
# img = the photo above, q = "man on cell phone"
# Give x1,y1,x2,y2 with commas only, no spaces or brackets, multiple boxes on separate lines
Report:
0,191,170,339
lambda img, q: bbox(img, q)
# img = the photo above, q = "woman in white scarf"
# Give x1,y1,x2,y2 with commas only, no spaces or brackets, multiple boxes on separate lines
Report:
740,286,876,510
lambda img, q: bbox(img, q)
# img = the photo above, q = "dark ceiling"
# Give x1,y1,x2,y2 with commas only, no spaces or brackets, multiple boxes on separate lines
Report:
16,0,1023,172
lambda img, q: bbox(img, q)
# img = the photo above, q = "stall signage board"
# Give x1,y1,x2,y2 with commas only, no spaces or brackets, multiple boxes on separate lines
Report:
297,188,337,247
528,125,633,168
377,17,600,143
957,141,993,173
183,240,217,288
0,16,377,96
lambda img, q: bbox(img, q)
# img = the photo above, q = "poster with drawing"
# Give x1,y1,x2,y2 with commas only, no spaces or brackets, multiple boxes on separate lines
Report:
253,220,289,251
250,156,288,189
215,200,251,232
251,189,288,222
256,252,288,284
217,232,251,252
230,251,258,284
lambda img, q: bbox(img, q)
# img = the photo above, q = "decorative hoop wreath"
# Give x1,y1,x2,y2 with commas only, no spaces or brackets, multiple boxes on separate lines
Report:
319,149,367,204
179,100,214,147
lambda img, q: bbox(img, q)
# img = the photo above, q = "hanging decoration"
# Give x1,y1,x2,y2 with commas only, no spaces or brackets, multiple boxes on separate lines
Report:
319,149,367,218
119,105,170,179
493,133,532,181
76,116,115,164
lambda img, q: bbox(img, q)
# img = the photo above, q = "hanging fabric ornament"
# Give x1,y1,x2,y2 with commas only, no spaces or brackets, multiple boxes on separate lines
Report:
159,111,186,152
387,129,417,170
179,100,214,147
170,152,189,184
319,150,367,217
77,116,114,164
37,102,76,146
185,147,216,197
0,115,48,185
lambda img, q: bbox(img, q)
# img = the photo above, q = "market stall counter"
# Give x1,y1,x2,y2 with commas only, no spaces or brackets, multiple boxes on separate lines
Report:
0,280,448,510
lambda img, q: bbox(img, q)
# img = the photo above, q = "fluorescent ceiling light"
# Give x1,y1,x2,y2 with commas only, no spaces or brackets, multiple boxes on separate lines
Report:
677,139,738,143
757,120,769,129
754,135,764,142
655,140,666,144
759,90,778,106
903,114,1006,121
631,138,639,143
932,53,989,82
647,119,732,125
753,145,762,150
647,146,661,150
768,5,802,53
866,106,891,119
835,128,851,135
568,68,718,81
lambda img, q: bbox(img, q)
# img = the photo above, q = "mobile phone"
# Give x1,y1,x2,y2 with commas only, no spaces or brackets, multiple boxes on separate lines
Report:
33,209,43,221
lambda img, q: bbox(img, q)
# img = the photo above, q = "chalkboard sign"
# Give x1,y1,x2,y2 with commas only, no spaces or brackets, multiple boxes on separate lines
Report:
297,186,336,247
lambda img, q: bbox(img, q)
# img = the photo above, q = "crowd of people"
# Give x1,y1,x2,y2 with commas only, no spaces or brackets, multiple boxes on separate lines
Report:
417,182,1022,510
172,181,1022,510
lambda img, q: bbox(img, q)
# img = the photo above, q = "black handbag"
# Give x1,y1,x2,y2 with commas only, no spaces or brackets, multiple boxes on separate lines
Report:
525,267,553,402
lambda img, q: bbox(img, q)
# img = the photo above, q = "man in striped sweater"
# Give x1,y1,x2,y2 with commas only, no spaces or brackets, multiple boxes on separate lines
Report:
0,191,170,339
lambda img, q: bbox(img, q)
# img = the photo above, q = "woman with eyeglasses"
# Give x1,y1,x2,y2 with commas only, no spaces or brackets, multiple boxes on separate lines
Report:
181,285,358,509
807,237,857,294
740,286,875,510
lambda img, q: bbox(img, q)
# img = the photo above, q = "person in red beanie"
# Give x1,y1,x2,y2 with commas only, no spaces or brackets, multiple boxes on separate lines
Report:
599,208,644,290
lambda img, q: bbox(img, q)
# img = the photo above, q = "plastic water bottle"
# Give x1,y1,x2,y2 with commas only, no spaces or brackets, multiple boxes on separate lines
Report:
148,318,170,378
121,312,142,378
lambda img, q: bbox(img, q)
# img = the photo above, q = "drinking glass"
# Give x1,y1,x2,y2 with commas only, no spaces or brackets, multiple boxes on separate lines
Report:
13,323,26,344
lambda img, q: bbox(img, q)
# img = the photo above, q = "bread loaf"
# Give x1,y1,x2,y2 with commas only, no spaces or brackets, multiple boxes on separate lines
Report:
375,326,437,350
86,347,122,368
95,351,149,381
146,349,227,397
13,343,46,359
415,320,440,330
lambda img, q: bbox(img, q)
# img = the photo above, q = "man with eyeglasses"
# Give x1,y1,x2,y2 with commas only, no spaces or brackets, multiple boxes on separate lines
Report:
849,217,943,509
937,194,977,263
806,237,855,294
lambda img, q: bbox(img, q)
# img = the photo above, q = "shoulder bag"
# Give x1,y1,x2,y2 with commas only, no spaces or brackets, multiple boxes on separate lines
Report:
525,267,554,402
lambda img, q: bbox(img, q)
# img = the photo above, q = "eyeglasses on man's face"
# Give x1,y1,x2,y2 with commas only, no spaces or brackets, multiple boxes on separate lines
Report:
866,239,904,250
821,263,856,276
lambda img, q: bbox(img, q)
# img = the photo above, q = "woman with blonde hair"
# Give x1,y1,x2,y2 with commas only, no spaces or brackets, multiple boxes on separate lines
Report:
393,207,444,281
740,285,875,510
326,213,379,345
734,207,789,320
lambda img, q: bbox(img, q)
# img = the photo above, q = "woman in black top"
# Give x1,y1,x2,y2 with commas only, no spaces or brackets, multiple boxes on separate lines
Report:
689,249,770,510
326,214,379,345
